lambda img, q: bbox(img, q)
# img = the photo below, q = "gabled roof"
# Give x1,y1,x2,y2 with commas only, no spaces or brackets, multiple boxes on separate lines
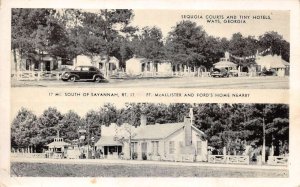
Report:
213,60,237,68
132,123,185,140
126,56,149,64
95,136,123,146
256,54,288,69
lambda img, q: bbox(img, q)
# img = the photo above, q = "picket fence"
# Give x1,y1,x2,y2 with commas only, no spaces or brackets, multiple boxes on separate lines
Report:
11,152,45,158
267,156,288,166
208,155,250,165
12,71,61,81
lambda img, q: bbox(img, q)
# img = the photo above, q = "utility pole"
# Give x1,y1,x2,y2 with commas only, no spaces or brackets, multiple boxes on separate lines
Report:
262,115,266,164
87,123,90,159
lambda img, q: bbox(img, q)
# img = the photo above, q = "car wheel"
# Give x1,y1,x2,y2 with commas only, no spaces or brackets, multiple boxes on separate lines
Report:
95,76,102,83
69,76,76,82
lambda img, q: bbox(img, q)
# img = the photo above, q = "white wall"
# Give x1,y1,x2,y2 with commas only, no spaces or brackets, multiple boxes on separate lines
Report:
157,62,172,74
123,127,208,161
165,129,185,156
126,58,142,76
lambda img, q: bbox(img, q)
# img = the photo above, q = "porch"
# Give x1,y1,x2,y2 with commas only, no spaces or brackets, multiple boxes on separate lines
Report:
95,136,123,159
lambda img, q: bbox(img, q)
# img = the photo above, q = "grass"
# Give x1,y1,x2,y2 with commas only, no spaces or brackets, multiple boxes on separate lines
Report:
11,162,288,177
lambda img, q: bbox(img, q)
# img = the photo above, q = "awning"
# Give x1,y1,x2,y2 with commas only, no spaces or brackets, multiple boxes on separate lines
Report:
95,136,123,147
47,141,70,148
213,60,237,68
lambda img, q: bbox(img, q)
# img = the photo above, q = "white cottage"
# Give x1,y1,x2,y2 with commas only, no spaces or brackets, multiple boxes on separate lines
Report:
75,55,120,74
126,56,172,77
255,54,289,77
95,114,208,162
11,50,62,72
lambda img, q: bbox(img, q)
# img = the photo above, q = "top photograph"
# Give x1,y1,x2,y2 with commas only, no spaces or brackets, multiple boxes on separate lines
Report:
11,9,290,89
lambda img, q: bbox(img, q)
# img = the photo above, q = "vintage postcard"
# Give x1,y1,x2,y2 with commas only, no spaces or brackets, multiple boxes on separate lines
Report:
1,0,300,187
10,9,290,89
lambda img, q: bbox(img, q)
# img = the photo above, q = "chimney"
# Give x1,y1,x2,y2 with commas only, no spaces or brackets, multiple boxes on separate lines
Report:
140,115,147,126
184,116,192,146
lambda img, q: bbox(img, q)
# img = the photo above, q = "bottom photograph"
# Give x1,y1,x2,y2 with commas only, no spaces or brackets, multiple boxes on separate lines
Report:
10,103,289,177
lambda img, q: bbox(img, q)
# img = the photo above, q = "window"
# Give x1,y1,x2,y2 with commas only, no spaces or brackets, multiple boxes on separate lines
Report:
152,141,159,155
131,142,138,153
82,67,89,71
197,141,202,155
74,67,81,71
25,59,31,70
89,67,96,71
99,63,103,69
61,59,73,66
34,62,39,70
169,141,175,154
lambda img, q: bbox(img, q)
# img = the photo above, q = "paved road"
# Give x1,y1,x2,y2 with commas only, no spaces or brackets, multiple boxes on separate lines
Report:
11,157,287,170
12,76,289,89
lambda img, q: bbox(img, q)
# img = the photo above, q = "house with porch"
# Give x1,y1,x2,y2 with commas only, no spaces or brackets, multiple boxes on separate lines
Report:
94,123,124,159
11,50,62,73
213,52,238,71
45,133,70,159
95,112,208,162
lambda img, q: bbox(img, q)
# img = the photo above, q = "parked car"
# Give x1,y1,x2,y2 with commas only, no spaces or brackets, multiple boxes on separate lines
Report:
61,66,105,82
211,68,229,78
258,69,276,76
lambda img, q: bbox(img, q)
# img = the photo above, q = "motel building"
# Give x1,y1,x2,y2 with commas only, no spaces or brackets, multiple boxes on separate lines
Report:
75,55,120,75
125,56,173,77
95,114,208,162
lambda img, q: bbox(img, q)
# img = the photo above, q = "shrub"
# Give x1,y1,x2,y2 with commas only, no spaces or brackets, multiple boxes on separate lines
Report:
142,153,147,160
132,152,138,160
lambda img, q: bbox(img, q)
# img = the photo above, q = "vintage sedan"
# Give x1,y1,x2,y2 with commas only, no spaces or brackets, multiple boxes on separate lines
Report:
61,66,105,82
211,68,229,78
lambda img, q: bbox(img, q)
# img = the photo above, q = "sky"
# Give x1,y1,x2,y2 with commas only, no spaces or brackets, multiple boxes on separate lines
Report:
131,10,290,41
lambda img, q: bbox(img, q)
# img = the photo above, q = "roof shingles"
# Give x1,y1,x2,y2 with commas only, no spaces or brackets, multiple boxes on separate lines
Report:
132,123,184,140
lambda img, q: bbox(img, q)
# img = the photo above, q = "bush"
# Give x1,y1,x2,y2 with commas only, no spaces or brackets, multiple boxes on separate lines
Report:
132,152,138,160
142,153,147,160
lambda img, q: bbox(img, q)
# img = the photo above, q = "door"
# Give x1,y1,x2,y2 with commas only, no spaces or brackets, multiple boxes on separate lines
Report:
45,61,51,71
141,142,147,160
80,66,90,79
88,67,98,79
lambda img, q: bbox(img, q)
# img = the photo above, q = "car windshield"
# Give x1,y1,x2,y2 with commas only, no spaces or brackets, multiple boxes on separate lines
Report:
89,67,97,71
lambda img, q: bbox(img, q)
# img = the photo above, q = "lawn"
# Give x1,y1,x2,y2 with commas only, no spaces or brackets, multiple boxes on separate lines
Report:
11,162,288,177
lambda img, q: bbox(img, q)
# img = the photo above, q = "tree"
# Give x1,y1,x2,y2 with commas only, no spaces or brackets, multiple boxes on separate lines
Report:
80,9,135,77
59,110,83,143
117,103,143,127
11,9,57,71
228,33,258,67
165,20,208,68
202,36,228,68
11,108,38,151
131,26,165,61
259,31,290,62
37,107,64,147
111,36,134,69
